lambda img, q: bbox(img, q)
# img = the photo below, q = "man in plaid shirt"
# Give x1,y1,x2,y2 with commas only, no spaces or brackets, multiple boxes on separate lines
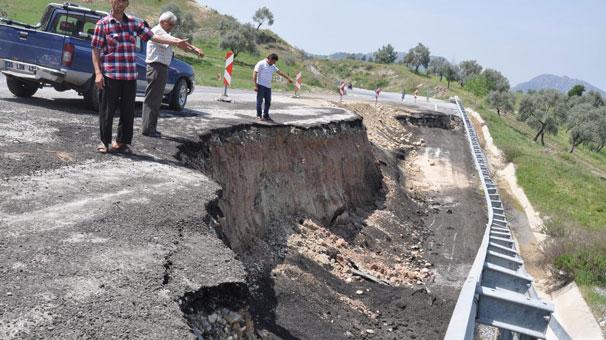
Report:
91,0,188,154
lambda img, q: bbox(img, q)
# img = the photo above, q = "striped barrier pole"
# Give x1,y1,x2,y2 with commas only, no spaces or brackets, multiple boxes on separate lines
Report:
294,71,302,97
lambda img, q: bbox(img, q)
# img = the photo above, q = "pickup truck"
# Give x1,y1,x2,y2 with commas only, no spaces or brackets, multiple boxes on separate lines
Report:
0,2,195,111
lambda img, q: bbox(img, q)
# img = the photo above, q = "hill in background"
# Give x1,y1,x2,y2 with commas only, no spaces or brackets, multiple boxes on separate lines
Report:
513,74,606,96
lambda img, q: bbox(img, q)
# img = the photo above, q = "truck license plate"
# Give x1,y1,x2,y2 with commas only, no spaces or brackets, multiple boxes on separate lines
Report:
4,60,38,74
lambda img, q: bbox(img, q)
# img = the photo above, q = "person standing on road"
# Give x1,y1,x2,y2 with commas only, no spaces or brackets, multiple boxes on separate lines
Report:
142,11,204,138
253,53,293,121
91,0,189,154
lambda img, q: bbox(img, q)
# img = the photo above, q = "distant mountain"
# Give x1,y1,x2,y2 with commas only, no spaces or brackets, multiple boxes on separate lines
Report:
513,74,606,96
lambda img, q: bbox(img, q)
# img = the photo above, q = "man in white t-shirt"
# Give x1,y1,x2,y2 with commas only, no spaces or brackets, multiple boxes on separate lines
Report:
253,53,293,121
142,11,204,137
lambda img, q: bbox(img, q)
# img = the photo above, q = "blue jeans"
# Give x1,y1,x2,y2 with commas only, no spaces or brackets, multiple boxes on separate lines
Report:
256,85,271,118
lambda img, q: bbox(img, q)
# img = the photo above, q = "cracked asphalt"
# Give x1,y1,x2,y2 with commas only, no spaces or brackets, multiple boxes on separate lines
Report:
0,74,359,339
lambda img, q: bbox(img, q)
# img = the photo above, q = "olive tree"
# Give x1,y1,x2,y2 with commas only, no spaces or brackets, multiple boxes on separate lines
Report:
488,90,515,116
458,60,483,86
483,68,510,92
219,23,258,58
428,56,449,81
518,90,568,146
444,63,460,89
566,103,599,152
252,7,274,30
403,43,430,73
374,44,397,64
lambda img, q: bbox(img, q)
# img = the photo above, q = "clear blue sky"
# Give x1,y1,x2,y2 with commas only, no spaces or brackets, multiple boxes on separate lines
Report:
197,0,606,90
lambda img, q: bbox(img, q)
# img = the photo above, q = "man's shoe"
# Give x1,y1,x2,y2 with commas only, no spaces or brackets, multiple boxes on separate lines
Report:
262,115,273,122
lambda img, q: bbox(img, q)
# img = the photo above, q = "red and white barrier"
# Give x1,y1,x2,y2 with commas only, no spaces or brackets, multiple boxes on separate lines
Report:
294,71,303,97
223,51,234,87
218,51,234,102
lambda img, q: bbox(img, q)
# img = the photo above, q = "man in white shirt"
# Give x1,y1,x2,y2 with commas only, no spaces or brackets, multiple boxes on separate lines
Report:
253,53,293,121
142,11,204,137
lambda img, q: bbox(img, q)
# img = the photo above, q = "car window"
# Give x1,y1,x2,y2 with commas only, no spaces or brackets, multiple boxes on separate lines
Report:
50,13,98,40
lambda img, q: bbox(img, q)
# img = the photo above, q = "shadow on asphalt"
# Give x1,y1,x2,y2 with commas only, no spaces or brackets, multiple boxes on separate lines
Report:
1,96,213,118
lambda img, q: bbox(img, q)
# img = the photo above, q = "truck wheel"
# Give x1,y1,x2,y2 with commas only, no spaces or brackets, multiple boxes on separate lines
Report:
6,76,38,98
83,80,100,112
169,78,188,111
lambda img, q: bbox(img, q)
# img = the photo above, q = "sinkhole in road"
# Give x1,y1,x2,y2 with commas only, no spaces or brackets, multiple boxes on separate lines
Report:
176,119,384,339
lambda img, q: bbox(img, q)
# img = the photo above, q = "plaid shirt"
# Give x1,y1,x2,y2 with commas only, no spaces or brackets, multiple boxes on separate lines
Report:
91,12,154,80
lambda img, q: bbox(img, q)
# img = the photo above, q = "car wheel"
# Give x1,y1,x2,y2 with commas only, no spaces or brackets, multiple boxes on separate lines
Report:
6,76,38,98
83,79,100,112
169,78,188,111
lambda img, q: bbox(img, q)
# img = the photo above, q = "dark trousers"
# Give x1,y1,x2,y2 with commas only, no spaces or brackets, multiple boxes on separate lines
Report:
99,77,137,146
256,85,272,117
142,63,168,134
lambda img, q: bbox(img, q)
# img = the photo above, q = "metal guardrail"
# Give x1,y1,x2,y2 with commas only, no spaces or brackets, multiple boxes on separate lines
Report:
444,97,565,339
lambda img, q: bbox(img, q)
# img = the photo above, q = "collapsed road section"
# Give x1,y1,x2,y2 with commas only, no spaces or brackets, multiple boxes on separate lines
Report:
0,83,487,339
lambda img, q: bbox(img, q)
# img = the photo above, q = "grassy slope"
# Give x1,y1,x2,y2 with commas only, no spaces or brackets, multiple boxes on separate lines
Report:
472,102,606,315
473,103,606,231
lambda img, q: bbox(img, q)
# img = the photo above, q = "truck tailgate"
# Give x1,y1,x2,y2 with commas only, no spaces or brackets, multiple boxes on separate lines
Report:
0,24,65,72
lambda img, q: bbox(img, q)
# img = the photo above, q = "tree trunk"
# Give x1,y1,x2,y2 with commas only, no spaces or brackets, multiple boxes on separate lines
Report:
540,132,545,146
496,108,501,116
534,125,545,143
439,74,443,81
256,22,262,30
415,65,420,73
447,79,450,89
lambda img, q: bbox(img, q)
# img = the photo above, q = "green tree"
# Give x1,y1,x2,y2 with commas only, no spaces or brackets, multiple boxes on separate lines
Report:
161,4,198,41
465,74,490,97
218,15,240,33
219,23,258,58
586,90,605,107
374,44,397,64
428,56,449,81
566,103,599,152
483,68,510,92
487,90,515,116
444,63,459,89
252,7,274,30
518,90,568,146
458,60,482,86
568,84,586,97
591,110,606,152
403,43,430,73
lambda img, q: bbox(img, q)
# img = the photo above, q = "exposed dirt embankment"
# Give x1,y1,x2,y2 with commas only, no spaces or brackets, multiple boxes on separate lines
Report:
173,106,485,339
178,120,382,255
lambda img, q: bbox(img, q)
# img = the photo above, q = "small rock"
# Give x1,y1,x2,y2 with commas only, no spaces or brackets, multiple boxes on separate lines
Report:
345,277,352,283
345,331,353,338
366,329,375,334
424,262,432,268
6,292,12,296
356,290,364,295
421,268,429,274
208,313,218,323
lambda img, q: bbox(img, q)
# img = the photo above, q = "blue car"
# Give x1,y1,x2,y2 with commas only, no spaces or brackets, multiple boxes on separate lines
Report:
0,2,195,111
